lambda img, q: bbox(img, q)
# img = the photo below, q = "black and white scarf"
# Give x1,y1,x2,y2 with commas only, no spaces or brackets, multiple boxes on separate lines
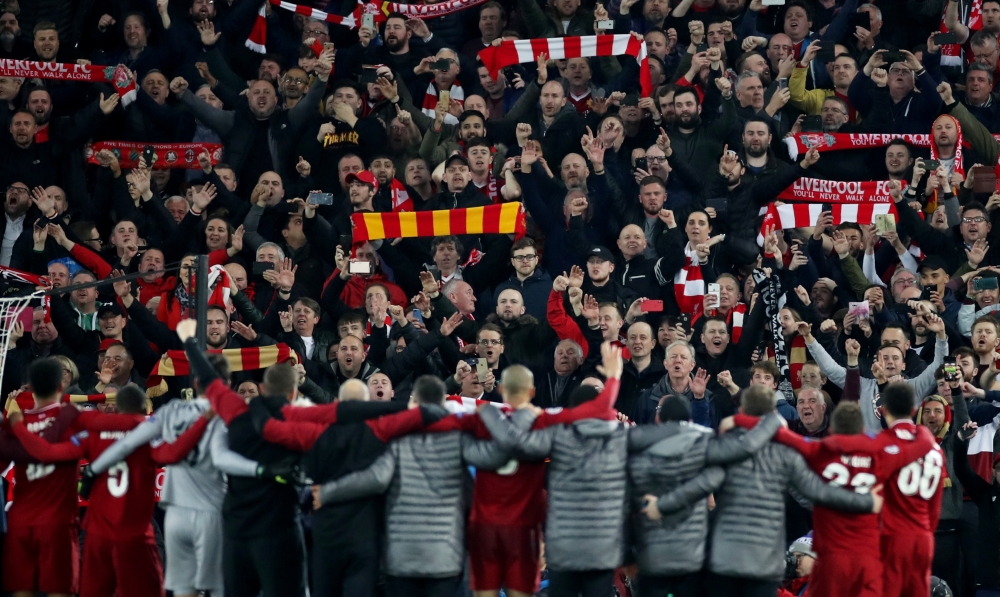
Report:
753,269,794,402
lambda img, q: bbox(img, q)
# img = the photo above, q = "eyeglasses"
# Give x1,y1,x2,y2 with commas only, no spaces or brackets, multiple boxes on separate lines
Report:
821,107,847,116
477,339,503,346
887,68,912,75
963,216,987,224
973,47,998,61
646,156,667,164
283,77,307,85
893,278,917,287
512,254,537,262
86,237,103,245
6,186,27,194
304,29,328,36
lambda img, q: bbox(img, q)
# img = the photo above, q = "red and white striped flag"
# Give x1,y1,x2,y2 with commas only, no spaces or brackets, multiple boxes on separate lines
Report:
674,244,705,315
249,0,360,52
478,34,652,97
760,202,896,237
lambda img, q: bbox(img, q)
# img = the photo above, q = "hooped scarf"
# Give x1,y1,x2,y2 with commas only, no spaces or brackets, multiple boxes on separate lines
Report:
146,343,299,398
478,35,653,97
754,268,794,401
422,80,464,126
673,243,705,315
0,60,136,105
351,202,526,243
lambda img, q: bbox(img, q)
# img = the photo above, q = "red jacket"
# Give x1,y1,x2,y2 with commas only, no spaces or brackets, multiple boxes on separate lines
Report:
330,270,409,309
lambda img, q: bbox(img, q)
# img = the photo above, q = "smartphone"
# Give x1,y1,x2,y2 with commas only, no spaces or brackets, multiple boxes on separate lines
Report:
438,89,450,107
411,308,424,325
360,67,379,84
323,42,335,51
678,313,691,333
597,19,614,30
348,260,372,275
943,357,959,382
882,50,906,64
695,43,709,53
848,300,870,320
307,191,334,205
972,165,997,194
706,196,728,216
919,286,935,302
974,276,999,291
707,283,721,307
814,42,836,62
142,145,155,166
762,0,785,5
361,13,375,31
776,78,789,90
432,59,453,71
252,262,274,275
475,358,489,379
802,114,823,132
634,157,649,171
640,299,664,313
502,67,516,82
847,12,870,32
934,31,960,44
922,159,941,172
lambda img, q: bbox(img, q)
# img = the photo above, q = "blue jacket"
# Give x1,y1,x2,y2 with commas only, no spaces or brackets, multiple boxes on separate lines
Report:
487,270,554,322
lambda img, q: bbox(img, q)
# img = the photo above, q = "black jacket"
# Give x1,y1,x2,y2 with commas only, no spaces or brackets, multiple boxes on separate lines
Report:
955,434,1000,589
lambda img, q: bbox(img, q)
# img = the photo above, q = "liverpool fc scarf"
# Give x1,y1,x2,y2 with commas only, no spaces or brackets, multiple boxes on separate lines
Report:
86,141,223,170
760,200,895,232
0,60,136,105
146,343,299,398
785,132,1000,160
754,268,793,401
775,178,903,204
478,34,653,97
390,179,414,212
422,80,464,125
250,0,490,52
673,243,705,315
351,202,526,243
939,0,980,67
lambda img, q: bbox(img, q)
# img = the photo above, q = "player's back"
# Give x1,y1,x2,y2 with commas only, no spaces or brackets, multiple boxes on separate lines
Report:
801,434,883,554
8,403,84,528
83,414,157,540
877,421,945,536
468,415,547,527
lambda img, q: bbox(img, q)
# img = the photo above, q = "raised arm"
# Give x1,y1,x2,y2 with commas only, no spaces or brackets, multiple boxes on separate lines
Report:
150,415,210,465
10,423,85,462
653,466,725,513
704,412,783,464
207,418,261,477
315,449,396,505
88,415,166,474
477,406,555,458
461,435,510,470
788,451,875,512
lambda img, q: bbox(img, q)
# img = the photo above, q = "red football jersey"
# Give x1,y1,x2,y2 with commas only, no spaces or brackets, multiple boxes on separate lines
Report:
4,403,86,529
878,421,946,536
79,415,158,540
434,379,620,527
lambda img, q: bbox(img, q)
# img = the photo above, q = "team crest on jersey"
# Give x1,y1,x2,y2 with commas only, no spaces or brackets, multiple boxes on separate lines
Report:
873,392,883,419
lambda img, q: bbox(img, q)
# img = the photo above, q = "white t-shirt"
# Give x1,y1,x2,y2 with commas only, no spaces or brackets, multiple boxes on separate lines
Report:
1,214,24,267
301,335,315,360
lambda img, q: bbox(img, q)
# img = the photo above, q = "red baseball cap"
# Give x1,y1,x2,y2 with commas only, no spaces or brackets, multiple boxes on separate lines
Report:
346,170,379,193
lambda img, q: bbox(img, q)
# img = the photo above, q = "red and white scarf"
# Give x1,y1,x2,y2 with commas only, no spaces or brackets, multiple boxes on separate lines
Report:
478,34,653,97
0,60,136,105
775,178,903,204
251,0,490,52
474,175,501,204
422,80,464,125
390,179,413,212
365,314,394,337
674,243,705,315
939,0,981,67
760,201,895,234
784,132,1000,160
727,303,747,344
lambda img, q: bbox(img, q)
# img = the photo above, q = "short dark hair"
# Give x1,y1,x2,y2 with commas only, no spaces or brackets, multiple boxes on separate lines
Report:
568,384,601,407
639,176,666,192
412,375,446,405
886,138,913,156
385,11,409,23
477,323,504,341
741,385,777,416
29,358,63,397
751,360,780,380
510,237,536,256
207,353,232,385
458,110,486,127
673,87,700,106
657,394,692,422
32,20,57,35
431,235,463,255
332,79,360,96
963,201,988,216
830,401,864,435
338,311,365,329
115,384,147,414
295,297,322,319
881,382,915,418
263,363,298,398
952,346,977,362
785,0,814,23
480,1,507,20
465,136,491,152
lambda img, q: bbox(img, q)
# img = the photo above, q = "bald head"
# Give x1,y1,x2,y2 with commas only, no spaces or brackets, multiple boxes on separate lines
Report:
338,378,370,401
500,365,535,405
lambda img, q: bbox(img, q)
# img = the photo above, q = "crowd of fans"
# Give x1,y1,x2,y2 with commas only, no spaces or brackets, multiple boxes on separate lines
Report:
0,0,999,594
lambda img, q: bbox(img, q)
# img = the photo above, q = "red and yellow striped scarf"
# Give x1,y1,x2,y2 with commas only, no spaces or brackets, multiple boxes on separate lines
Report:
146,343,299,398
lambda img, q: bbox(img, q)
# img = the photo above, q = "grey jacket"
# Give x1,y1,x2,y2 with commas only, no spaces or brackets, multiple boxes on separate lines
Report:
480,408,629,571
626,413,784,576
806,336,946,433
316,431,507,578
701,429,875,580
